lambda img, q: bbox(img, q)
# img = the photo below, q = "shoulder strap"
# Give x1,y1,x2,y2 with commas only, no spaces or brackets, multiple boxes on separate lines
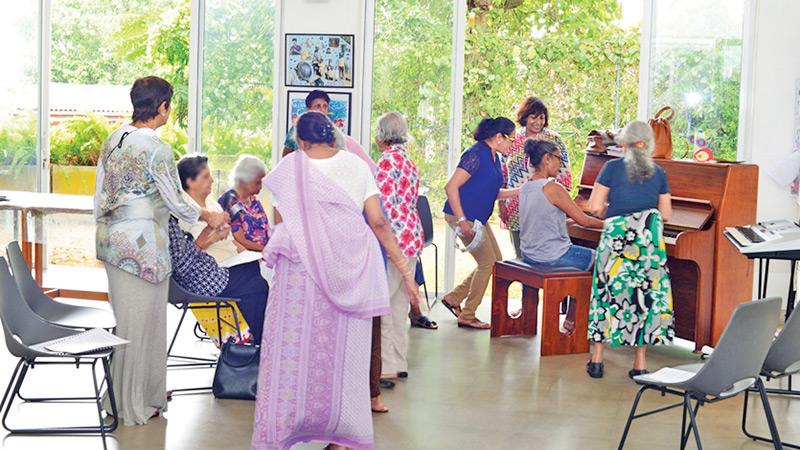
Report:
103,129,139,164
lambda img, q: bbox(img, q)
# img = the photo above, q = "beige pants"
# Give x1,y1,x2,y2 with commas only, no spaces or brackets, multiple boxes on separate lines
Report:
103,263,169,426
445,214,503,321
380,256,417,374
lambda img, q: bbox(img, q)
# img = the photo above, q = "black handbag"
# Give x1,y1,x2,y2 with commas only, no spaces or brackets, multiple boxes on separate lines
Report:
212,340,260,400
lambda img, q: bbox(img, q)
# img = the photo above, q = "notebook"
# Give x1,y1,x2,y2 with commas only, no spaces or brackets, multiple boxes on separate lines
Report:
31,328,129,355
219,250,262,268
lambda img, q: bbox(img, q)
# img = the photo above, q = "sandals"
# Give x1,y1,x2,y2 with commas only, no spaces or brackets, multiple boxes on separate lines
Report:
457,319,490,330
440,297,462,318
410,315,438,330
561,319,576,337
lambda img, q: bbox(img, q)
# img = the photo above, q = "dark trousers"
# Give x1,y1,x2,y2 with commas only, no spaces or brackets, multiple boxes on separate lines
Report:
370,317,381,398
219,261,268,343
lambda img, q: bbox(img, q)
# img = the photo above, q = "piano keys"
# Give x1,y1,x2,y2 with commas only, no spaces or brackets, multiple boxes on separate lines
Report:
568,151,759,351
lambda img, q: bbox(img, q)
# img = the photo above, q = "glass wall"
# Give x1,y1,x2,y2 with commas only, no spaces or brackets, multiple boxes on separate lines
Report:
649,0,746,161
0,2,40,193
200,0,276,197
47,0,188,268
371,0,455,293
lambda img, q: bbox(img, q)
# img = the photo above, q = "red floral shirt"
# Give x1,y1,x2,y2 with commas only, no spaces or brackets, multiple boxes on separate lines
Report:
376,144,424,258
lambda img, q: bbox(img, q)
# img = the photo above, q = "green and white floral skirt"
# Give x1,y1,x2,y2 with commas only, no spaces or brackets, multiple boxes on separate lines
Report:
588,209,674,347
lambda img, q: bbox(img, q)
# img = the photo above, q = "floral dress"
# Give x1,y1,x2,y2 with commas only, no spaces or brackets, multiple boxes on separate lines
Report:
499,128,572,231
375,144,424,258
588,209,674,347
218,189,270,247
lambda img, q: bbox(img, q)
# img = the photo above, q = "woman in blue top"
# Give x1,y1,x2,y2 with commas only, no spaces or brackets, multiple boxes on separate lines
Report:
442,117,519,329
586,120,674,380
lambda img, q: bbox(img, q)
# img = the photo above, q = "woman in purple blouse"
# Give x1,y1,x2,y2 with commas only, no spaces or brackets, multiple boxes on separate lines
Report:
218,155,270,251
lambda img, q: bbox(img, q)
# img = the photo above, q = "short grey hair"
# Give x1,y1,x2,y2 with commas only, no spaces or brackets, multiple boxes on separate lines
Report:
616,120,655,182
230,154,266,186
375,112,408,146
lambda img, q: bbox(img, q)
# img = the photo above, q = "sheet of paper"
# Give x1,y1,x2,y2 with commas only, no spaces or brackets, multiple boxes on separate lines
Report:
219,250,263,268
32,328,129,355
640,367,697,384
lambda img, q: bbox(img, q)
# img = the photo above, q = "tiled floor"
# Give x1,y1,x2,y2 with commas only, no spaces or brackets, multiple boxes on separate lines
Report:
0,299,797,450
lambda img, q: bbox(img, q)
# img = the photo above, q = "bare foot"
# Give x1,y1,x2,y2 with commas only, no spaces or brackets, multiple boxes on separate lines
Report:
371,395,389,413
457,319,491,329
381,372,398,379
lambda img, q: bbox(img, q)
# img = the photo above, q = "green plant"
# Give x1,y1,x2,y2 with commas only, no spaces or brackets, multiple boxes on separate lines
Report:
49,113,113,166
0,113,38,173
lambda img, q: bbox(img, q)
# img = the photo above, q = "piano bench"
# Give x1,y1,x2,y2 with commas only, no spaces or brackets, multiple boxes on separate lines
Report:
491,259,592,356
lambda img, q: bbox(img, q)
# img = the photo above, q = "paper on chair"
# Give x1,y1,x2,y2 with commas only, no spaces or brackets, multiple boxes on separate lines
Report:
31,328,129,355
640,367,697,384
219,251,263,268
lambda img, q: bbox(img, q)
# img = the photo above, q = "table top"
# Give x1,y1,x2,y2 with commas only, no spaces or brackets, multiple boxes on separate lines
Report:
0,190,94,214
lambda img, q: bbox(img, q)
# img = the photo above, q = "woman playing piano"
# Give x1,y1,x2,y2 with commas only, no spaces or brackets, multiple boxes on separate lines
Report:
585,120,674,380
518,139,604,335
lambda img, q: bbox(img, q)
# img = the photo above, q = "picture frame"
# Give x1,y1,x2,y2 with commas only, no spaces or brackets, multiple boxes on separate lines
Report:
286,90,352,136
285,33,355,88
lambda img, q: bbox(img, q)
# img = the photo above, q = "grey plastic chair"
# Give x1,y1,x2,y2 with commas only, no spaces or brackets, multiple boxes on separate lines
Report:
416,195,438,309
742,305,800,448
618,297,783,450
0,257,118,445
166,277,242,392
6,241,116,330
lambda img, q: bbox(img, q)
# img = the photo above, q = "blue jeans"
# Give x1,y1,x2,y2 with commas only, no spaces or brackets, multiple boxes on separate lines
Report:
523,244,595,272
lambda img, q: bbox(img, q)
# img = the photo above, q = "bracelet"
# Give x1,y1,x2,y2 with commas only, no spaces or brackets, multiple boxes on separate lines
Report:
456,216,467,224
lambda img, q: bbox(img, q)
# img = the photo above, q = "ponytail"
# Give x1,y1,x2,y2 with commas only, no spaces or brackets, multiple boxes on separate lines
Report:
472,116,515,142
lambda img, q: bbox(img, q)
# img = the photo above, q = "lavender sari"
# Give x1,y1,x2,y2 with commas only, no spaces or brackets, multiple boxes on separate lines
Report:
252,151,390,450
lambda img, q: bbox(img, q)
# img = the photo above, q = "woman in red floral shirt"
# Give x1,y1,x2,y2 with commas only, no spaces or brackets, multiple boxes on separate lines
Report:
374,112,425,379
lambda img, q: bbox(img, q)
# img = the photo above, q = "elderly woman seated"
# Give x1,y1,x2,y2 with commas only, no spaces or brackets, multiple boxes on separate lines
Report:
167,215,268,343
177,155,244,261
218,155,270,251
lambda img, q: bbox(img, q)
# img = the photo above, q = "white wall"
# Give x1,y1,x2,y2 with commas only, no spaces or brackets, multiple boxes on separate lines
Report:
742,0,800,301
272,0,372,167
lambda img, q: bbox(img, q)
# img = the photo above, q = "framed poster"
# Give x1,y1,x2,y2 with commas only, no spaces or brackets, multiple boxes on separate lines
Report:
285,33,354,88
286,90,352,135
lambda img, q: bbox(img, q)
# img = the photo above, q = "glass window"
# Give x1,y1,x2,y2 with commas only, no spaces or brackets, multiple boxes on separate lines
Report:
0,2,40,193
649,0,746,160
200,0,276,198
48,0,189,269
371,0,455,292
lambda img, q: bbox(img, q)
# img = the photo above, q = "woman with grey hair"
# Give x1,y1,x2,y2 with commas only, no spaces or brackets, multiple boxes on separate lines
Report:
585,120,674,380
374,112,426,385
218,154,270,251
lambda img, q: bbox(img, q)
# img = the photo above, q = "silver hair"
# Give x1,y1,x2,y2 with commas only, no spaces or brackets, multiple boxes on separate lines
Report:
616,120,655,182
230,154,266,187
374,112,408,146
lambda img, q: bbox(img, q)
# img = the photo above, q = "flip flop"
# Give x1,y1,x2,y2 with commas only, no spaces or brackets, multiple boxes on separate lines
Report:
440,298,462,318
457,319,490,330
410,315,438,330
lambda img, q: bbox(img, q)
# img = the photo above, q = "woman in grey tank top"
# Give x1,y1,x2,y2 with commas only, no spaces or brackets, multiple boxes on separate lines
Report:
518,140,604,334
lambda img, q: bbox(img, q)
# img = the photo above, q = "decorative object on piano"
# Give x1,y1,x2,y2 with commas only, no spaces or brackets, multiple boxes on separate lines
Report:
691,129,714,162
586,129,623,156
648,106,675,159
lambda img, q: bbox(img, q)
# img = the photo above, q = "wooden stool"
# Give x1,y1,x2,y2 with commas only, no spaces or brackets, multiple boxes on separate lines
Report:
491,259,592,356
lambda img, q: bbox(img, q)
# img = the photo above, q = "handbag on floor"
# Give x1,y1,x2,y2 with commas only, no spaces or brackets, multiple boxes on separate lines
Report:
212,340,260,400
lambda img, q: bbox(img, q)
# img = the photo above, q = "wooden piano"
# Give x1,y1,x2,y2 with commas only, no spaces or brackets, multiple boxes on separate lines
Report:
569,151,759,351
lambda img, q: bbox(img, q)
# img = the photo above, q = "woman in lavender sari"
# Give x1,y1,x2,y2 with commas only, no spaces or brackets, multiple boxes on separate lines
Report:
252,112,420,450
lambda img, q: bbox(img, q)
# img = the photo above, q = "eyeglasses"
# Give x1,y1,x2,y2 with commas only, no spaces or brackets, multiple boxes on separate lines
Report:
503,134,515,142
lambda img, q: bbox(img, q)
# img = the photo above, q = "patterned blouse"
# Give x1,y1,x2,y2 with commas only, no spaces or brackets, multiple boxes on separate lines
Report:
499,128,573,231
376,144,424,258
167,217,229,296
218,189,270,247
95,125,199,284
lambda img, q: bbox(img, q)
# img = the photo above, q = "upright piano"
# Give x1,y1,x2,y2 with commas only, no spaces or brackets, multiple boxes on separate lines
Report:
568,152,759,351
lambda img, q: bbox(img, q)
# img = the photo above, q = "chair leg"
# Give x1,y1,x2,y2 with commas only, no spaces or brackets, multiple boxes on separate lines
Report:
684,394,703,450
757,378,784,450
681,396,701,450
0,360,24,415
617,385,648,450
2,361,30,432
167,307,189,357
101,357,118,433
90,359,108,446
